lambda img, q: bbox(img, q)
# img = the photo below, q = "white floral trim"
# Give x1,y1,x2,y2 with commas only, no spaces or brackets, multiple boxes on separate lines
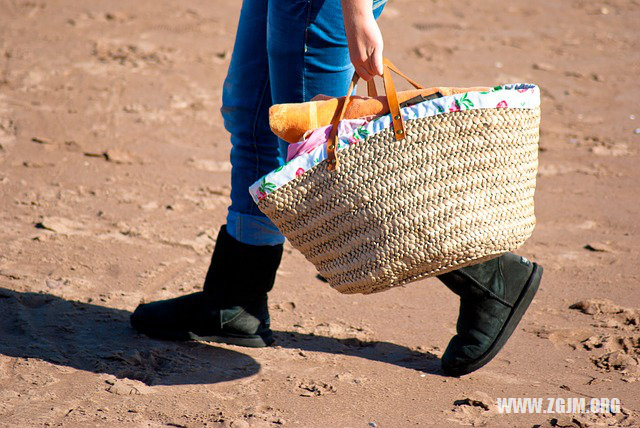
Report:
250,83,540,203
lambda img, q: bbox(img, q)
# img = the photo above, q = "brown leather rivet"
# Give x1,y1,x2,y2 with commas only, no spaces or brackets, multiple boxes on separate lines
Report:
396,129,404,135
328,144,334,150
394,115,401,120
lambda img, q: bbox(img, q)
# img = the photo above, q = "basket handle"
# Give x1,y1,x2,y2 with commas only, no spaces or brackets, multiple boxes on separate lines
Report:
326,57,424,171
366,79,378,97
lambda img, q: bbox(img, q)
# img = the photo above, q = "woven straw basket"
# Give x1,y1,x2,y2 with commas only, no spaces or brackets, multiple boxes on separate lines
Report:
258,59,540,294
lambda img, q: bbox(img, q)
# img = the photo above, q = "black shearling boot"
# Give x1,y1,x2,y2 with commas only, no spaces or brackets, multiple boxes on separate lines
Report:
130,225,283,347
437,253,543,376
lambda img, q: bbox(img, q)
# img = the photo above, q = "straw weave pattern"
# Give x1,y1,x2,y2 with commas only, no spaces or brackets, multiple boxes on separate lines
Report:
258,107,541,294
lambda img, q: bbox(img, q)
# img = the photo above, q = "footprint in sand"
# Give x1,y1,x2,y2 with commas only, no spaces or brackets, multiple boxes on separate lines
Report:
104,377,153,396
591,144,631,157
270,301,296,313
91,39,175,68
528,325,593,350
188,158,232,172
236,405,286,426
35,216,90,235
334,371,368,385
570,299,640,330
296,379,337,397
569,299,640,379
538,406,638,428
308,321,374,342
449,391,496,426
584,335,640,376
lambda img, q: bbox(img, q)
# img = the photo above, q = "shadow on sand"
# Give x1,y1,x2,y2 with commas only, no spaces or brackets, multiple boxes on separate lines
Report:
0,287,442,386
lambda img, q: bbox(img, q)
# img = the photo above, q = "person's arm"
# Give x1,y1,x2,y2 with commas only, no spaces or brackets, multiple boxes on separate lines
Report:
341,0,384,81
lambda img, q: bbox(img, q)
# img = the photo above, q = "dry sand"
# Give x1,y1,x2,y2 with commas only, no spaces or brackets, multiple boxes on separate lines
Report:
1,0,639,426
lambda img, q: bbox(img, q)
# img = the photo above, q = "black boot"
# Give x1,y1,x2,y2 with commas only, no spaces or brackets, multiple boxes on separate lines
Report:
130,225,283,347
437,253,543,376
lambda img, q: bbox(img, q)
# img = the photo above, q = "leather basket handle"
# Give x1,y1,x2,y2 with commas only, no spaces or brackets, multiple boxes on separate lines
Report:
326,57,424,171
367,79,378,97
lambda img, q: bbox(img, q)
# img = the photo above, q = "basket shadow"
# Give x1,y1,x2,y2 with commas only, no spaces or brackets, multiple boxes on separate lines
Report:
0,287,260,386
273,330,444,376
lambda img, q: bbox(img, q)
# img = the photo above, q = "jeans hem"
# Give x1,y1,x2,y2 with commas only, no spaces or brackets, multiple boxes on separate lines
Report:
226,210,285,246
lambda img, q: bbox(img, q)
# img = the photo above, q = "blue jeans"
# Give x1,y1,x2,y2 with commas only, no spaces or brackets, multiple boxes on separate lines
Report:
222,0,386,246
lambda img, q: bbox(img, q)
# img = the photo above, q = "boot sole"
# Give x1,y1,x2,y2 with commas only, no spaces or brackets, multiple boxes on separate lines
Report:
443,263,543,377
131,316,274,348
188,332,274,348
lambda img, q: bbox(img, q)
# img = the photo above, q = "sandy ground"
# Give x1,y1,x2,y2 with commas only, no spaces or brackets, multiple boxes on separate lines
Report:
1,0,639,426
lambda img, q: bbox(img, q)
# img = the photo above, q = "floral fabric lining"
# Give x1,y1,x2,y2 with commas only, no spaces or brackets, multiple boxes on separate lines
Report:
250,83,540,203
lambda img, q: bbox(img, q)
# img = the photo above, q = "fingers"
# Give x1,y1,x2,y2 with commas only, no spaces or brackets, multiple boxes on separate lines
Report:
342,10,384,82
355,46,383,82
342,0,375,81
354,56,380,81
354,63,373,82
370,46,384,77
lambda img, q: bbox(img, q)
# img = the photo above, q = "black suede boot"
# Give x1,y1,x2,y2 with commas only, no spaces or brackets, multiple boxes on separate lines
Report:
437,253,543,376
130,225,283,347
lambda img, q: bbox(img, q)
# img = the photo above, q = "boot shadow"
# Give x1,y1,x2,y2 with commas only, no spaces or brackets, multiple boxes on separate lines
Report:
0,286,443,385
273,330,444,376
0,287,260,386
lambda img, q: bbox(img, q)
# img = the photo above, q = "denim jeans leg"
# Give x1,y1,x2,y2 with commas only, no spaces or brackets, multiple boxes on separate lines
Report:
267,0,387,146
222,0,286,246
223,0,386,247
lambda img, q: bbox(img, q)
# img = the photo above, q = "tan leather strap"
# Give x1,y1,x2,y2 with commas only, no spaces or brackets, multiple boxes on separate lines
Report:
326,73,359,171
367,79,378,97
383,57,424,90
327,57,423,171
382,57,405,141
